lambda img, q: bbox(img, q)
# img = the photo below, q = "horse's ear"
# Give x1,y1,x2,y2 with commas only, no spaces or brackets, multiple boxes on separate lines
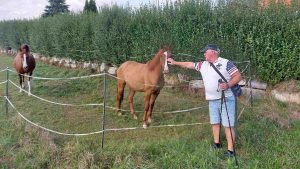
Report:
20,44,30,53
160,44,170,51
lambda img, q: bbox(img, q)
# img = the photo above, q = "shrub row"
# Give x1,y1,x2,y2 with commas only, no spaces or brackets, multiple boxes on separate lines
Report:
0,0,299,84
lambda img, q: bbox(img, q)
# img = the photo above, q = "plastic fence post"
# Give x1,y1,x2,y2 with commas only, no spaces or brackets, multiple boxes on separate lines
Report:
5,67,9,114
249,61,253,107
101,72,107,149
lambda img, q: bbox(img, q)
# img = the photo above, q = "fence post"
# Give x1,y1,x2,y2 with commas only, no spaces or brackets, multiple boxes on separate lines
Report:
5,67,9,114
248,61,253,107
101,72,107,149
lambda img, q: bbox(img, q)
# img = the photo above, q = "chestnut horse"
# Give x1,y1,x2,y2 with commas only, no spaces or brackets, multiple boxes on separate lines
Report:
116,45,171,128
13,44,36,95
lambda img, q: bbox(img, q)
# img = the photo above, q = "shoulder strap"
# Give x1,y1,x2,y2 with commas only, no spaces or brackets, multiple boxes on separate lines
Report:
210,62,240,98
209,62,228,83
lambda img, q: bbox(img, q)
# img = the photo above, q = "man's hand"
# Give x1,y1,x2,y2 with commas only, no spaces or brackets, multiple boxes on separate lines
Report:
167,58,175,65
167,58,195,69
219,82,229,90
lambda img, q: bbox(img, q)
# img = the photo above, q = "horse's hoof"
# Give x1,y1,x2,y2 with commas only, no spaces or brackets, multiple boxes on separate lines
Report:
143,124,148,129
133,115,138,120
28,93,32,96
147,118,152,123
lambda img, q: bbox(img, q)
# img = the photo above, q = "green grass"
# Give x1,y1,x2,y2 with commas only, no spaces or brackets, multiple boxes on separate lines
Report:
0,54,299,168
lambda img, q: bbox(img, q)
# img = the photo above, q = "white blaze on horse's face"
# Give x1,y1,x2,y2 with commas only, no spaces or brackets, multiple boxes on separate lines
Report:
163,51,169,74
22,54,28,70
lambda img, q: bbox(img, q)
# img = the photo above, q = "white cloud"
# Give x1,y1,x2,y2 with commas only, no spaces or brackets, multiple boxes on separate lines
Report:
0,0,48,20
0,0,151,20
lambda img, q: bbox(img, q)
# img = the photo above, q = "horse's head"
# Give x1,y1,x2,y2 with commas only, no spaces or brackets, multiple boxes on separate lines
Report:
160,47,172,73
19,44,30,54
18,44,30,70
22,54,29,70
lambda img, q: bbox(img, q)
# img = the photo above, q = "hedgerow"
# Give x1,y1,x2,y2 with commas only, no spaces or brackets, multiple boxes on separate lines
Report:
0,0,299,84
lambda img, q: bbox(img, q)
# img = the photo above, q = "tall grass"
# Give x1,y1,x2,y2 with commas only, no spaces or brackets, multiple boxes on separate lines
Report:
1,52,300,168
0,0,300,83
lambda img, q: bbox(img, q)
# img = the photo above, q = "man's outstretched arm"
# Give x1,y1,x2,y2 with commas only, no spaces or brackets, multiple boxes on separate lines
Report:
167,58,195,69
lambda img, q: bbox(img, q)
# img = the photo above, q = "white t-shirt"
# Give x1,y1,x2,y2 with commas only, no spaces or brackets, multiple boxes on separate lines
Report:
194,57,238,100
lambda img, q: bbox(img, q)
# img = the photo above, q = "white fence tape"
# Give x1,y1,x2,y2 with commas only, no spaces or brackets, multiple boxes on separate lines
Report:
237,94,252,120
240,63,250,74
0,80,7,85
106,122,209,132
0,59,250,137
0,68,6,73
7,69,105,80
106,73,189,88
4,96,103,136
9,78,206,114
4,96,209,136
9,80,103,107
234,60,250,64
106,105,208,114
107,63,250,88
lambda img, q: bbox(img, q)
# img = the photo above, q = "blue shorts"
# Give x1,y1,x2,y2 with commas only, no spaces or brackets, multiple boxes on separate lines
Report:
208,96,236,127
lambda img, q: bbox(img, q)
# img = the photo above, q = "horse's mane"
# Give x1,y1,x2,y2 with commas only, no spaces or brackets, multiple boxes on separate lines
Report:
147,46,169,71
19,44,30,52
18,44,31,58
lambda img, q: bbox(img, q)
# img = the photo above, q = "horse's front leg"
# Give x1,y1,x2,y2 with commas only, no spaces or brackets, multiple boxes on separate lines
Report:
128,90,137,119
143,91,151,128
147,91,160,123
18,74,24,92
28,71,33,96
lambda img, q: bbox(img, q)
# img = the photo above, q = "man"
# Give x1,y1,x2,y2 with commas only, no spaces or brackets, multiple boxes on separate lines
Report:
167,44,242,157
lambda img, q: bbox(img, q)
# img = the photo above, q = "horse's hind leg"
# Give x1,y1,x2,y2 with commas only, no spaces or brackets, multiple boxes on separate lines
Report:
28,71,33,96
128,89,137,119
116,79,126,116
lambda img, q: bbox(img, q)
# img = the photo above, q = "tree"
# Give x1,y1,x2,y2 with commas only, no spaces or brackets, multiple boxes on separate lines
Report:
42,0,70,17
83,0,90,12
83,0,98,13
89,0,98,13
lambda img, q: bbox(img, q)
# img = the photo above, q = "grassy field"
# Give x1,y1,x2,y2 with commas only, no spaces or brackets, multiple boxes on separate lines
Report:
0,54,299,169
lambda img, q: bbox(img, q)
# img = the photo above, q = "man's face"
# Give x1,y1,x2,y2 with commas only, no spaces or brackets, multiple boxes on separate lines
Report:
204,49,218,62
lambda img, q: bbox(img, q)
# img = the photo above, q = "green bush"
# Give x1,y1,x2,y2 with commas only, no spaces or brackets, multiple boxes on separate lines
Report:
0,0,299,84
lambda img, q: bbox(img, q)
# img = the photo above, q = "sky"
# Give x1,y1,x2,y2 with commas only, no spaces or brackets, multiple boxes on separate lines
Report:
0,0,217,21
0,0,164,21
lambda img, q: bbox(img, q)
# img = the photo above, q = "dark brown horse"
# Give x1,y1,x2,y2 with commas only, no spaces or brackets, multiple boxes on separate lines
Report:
13,44,36,95
116,45,171,128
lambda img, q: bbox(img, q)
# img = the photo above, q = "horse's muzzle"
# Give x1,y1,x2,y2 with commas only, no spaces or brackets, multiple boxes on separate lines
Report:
23,66,28,71
163,69,169,74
